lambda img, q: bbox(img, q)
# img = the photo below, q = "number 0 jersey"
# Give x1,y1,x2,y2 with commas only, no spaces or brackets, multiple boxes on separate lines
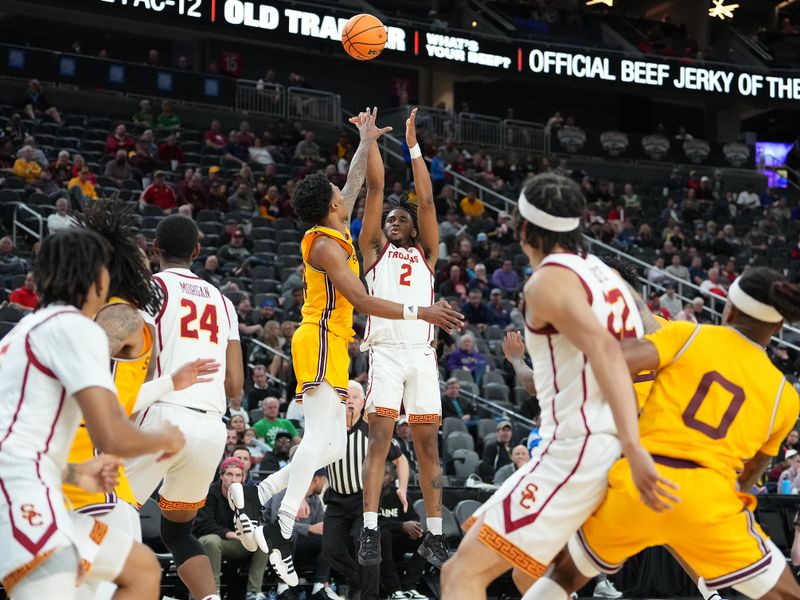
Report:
639,321,799,482
363,242,434,347
153,268,239,414
525,253,644,441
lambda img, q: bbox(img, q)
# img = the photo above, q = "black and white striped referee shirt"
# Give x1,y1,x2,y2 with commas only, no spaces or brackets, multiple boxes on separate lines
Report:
326,416,402,496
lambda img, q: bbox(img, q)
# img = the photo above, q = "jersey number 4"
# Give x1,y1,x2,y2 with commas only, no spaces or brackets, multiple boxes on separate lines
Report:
604,288,637,339
399,263,412,287
180,299,219,343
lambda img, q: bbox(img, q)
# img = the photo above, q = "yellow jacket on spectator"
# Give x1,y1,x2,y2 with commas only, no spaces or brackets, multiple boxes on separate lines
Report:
68,176,98,200
12,158,41,183
460,196,485,217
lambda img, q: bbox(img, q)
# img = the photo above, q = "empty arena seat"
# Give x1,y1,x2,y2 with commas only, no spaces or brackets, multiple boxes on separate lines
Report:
449,448,481,480
453,499,482,532
445,431,474,457
442,416,469,438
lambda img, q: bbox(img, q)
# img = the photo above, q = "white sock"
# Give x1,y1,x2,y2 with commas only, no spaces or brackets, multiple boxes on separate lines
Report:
312,582,324,594
364,511,378,530
698,577,720,600
278,509,295,540
522,577,568,600
277,583,289,594
427,517,443,536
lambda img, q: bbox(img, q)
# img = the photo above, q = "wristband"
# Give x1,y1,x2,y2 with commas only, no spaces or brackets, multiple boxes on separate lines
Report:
403,304,419,320
409,143,422,159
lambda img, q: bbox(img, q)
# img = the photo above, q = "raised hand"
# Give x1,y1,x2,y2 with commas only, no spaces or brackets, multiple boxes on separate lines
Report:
405,107,418,149
171,358,222,391
353,107,392,143
419,300,464,334
502,331,526,363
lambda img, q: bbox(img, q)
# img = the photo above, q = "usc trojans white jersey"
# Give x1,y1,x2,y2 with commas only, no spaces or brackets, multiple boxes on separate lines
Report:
153,268,239,414
363,242,434,347
525,253,644,441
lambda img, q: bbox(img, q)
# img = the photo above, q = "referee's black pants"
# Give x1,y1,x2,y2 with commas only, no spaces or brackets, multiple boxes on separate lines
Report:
322,488,380,600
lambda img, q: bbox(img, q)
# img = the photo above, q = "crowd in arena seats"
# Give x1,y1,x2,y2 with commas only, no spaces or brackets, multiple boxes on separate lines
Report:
1,72,800,596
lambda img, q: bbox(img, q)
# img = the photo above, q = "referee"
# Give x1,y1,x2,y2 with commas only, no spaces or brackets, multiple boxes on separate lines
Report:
323,380,409,600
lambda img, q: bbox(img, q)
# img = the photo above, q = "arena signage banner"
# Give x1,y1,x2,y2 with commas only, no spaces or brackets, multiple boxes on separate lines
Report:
31,0,800,103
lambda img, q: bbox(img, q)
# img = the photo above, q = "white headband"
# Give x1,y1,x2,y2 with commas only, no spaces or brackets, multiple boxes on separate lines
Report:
728,277,783,323
518,190,580,232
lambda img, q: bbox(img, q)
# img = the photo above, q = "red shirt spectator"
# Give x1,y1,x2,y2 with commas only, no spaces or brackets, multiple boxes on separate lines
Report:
238,120,255,147
70,156,97,185
8,271,38,310
204,119,226,148
105,124,136,155
140,171,177,211
158,134,186,165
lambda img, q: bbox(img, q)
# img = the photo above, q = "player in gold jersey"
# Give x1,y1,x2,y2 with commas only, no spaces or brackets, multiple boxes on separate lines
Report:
249,108,462,587
522,267,800,600
65,201,219,599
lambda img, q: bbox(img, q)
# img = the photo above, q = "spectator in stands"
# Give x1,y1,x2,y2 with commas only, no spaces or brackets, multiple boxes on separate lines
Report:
104,149,133,185
393,417,416,473
204,119,226,149
146,49,160,66
17,79,62,124
67,165,98,205
779,450,800,492
12,145,41,184
621,183,640,208
646,256,671,287
237,120,255,147
490,259,520,297
7,271,38,312
659,287,682,317
664,254,690,281
493,444,530,485
176,55,191,71
446,333,487,385
223,131,250,165
4,112,27,146
260,431,293,473
782,431,800,461
441,377,475,422
771,344,798,376
646,292,671,319
227,182,258,215
387,182,405,206
468,263,491,298
227,391,249,424
237,297,262,339
781,16,797,34
690,296,708,322
258,184,282,220
218,227,254,272
158,133,186,167
194,457,270,600
105,124,136,155
133,99,154,128
244,428,269,463
253,396,301,447
489,212,514,246
675,125,693,141
461,289,491,330
47,150,71,184
249,138,274,166
197,255,222,286
439,265,468,300
487,288,512,328
264,468,333,600
245,365,271,412
0,237,27,283
459,189,485,219
178,173,208,212
479,420,514,480
737,183,761,210
285,287,305,323
294,131,321,161
700,268,727,297
155,100,181,131
46,197,74,234
128,137,157,175
139,170,176,212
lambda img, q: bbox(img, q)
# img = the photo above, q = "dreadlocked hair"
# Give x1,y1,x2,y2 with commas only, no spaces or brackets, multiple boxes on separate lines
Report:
293,171,333,225
738,267,800,323
382,197,419,235
80,199,163,316
35,228,111,309
599,255,640,289
514,173,586,255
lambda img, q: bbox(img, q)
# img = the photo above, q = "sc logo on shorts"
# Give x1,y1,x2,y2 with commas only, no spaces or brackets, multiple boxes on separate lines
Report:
20,504,43,527
518,483,539,510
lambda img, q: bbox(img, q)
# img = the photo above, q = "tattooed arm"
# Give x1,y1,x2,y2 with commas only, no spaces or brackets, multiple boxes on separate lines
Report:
358,138,387,272
94,303,145,358
63,455,122,493
502,331,537,397
343,107,392,221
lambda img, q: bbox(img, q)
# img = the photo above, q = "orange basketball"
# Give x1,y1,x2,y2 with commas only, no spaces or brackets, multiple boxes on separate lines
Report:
341,14,387,61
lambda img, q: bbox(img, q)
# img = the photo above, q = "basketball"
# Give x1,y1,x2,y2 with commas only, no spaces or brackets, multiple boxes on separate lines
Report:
341,14,387,61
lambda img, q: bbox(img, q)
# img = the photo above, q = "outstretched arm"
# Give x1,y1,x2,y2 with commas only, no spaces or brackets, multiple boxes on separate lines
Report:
407,108,439,266
309,235,462,331
342,107,392,221
359,139,386,271
502,331,536,397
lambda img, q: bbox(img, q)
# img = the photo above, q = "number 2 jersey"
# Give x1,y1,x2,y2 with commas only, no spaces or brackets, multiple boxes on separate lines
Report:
363,242,434,347
153,268,239,414
639,321,799,483
525,253,644,442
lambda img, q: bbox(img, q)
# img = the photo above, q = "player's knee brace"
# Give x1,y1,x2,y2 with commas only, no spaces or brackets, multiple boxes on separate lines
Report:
161,518,206,567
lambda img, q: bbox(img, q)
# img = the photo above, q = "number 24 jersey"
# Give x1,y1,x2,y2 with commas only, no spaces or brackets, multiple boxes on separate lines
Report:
639,321,799,482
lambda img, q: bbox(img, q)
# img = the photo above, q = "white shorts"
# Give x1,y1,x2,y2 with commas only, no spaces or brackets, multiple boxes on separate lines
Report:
468,434,621,580
0,460,133,594
125,403,226,510
365,344,441,423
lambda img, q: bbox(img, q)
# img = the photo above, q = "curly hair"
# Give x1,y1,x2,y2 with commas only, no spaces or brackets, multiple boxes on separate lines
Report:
382,198,419,237
155,214,199,262
292,171,333,225
81,199,163,316
515,173,586,255
738,267,800,323
599,255,640,289
35,228,111,309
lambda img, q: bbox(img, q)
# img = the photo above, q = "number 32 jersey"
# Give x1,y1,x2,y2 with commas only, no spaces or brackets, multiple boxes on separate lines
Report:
153,268,239,414
640,321,799,483
525,253,644,442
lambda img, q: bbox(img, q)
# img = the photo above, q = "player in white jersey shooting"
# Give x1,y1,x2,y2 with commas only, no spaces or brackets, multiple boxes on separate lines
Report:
125,215,244,600
440,173,678,600
356,108,448,569
0,228,184,600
